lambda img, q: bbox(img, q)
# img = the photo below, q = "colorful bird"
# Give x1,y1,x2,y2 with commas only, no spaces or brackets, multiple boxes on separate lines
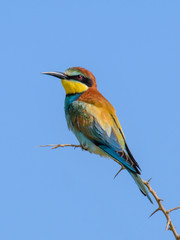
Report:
43,67,153,203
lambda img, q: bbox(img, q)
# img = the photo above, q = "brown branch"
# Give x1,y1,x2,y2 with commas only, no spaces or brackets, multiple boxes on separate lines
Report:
143,179,180,240
38,143,180,240
38,144,82,149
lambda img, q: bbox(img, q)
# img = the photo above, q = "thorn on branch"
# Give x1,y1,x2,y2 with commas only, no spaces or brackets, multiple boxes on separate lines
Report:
147,178,152,184
166,219,171,231
149,208,160,218
113,166,125,179
157,198,164,203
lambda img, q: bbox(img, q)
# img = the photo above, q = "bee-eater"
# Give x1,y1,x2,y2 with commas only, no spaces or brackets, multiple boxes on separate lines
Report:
43,67,153,203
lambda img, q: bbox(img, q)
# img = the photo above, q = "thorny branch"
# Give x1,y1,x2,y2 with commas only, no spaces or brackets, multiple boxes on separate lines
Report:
143,178,180,240
39,143,180,240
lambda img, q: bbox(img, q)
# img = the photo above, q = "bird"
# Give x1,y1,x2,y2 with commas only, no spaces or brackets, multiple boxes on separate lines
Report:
43,67,153,203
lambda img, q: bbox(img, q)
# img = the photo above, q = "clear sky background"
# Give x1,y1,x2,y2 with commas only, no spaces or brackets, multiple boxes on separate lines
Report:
1,1,180,239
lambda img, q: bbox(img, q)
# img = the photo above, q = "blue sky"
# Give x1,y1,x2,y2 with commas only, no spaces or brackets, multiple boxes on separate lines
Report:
1,1,180,239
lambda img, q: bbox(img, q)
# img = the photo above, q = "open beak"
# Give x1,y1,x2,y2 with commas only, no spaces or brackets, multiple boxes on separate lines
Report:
42,72,68,79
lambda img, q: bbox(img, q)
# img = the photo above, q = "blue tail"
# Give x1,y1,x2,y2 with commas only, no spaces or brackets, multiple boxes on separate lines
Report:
127,169,153,204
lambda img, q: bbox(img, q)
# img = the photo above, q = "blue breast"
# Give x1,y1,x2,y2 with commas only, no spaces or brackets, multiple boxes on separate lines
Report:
64,94,82,112
64,93,83,129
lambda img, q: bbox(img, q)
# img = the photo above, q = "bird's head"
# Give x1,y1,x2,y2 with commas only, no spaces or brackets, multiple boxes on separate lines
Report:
43,67,97,95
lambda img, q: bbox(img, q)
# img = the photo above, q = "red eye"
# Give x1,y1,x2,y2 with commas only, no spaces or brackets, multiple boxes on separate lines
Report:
76,75,83,80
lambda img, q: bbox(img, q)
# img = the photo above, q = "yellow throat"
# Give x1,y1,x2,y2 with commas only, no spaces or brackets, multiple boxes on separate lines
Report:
61,79,88,95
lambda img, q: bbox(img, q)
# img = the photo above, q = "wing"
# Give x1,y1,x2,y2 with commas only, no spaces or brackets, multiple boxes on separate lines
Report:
68,101,141,174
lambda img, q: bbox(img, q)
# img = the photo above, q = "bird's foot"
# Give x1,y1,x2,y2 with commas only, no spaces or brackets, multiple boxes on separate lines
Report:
80,145,88,151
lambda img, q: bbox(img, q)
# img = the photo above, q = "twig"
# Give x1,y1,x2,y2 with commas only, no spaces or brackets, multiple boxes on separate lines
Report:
38,143,180,239
143,179,180,240
38,144,81,149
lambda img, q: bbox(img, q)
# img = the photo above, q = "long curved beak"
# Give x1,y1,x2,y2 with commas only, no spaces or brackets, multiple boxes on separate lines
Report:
42,72,68,79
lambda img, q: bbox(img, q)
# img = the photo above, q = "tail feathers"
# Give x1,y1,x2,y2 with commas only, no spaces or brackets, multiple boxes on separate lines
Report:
127,169,153,204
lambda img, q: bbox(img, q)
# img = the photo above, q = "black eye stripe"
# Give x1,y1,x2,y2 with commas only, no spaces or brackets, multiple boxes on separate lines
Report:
81,77,93,87
71,75,93,87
